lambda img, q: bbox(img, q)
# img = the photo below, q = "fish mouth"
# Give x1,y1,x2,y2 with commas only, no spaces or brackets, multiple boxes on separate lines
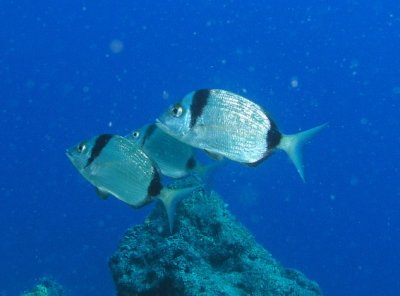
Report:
156,118,189,139
155,119,179,138
155,119,168,131
65,148,76,162
65,148,85,170
65,150,73,162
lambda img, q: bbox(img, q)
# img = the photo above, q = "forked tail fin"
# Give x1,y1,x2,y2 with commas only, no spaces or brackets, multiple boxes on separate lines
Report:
279,123,328,182
159,185,202,233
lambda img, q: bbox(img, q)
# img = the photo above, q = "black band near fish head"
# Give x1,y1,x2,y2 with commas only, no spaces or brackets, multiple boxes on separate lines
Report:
190,89,210,128
142,124,157,147
147,169,162,197
86,134,113,167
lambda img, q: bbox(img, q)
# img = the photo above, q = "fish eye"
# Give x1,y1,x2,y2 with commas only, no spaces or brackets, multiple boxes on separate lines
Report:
77,142,86,153
132,131,140,138
171,104,183,118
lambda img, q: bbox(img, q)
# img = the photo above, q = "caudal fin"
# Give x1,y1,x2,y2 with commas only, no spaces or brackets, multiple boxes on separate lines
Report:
278,123,328,182
159,185,202,233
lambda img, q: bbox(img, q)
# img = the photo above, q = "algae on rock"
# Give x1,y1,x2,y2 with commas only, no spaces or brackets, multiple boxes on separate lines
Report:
109,186,322,296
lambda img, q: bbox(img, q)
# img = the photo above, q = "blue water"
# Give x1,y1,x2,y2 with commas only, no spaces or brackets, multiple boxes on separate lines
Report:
1,1,399,295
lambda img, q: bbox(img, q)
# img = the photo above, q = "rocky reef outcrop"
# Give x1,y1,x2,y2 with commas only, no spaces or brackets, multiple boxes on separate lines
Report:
109,186,322,296
20,277,64,296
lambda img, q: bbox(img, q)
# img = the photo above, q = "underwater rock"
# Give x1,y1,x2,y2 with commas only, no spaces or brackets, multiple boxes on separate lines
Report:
109,187,322,296
20,277,64,296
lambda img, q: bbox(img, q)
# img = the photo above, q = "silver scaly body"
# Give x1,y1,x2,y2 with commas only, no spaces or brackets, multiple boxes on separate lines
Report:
128,124,197,178
157,89,327,181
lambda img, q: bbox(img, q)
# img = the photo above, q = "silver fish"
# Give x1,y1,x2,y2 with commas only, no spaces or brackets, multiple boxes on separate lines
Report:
66,134,199,232
156,89,327,182
127,123,213,179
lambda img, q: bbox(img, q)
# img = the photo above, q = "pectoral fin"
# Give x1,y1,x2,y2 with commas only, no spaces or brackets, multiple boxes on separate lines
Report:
204,149,224,161
94,187,110,200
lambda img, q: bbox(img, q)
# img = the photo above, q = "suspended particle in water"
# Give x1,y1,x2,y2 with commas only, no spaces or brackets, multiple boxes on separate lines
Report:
248,66,255,72
392,86,400,95
26,79,35,89
110,39,124,54
290,76,299,88
162,90,169,100
360,118,368,125
350,175,359,186
97,219,105,228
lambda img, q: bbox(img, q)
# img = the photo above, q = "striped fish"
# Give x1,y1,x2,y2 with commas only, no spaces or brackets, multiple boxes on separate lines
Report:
127,123,217,179
66,134,199,232
156,89,327,182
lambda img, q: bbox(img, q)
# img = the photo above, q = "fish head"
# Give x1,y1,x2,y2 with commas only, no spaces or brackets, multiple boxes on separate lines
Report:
127,126,147,146
156,95,192,140
66,137,95,171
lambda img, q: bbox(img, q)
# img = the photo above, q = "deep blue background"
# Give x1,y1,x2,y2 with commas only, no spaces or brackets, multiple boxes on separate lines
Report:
1,1,399,295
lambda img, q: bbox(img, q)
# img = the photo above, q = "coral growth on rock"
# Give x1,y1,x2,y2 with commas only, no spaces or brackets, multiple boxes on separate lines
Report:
109,187,322,296
20,277,64,296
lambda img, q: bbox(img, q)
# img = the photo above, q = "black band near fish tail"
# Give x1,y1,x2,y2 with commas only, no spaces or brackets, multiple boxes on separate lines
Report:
190,89,210,128
142,124,157,147
147,169,162,197
245,120,282,167
266,120,282,150
86,134,113,167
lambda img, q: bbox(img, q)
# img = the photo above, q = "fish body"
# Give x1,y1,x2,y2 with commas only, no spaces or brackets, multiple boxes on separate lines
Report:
127,124,198,178
156,89,327,181
66,134,198,231
66,134,160,208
